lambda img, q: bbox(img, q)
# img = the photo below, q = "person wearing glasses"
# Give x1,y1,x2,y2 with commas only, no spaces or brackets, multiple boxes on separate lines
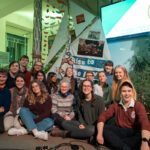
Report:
30,61,43,80
52,79,105,140
51,78,75,130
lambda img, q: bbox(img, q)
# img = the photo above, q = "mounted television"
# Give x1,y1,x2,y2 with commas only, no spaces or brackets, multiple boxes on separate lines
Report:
101,0,150,39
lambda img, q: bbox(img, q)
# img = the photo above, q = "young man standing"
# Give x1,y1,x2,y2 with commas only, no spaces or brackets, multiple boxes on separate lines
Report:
19,55,31,87
0,68,11,133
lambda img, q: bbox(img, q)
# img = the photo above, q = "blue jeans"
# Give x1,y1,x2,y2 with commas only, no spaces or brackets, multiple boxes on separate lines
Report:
19,107,54,132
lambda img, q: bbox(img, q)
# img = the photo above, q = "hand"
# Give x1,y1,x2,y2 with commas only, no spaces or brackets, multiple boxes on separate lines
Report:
79,124,85,129
64,115,71,120
97,134,104,145
0,107,4,113
141,141,150,150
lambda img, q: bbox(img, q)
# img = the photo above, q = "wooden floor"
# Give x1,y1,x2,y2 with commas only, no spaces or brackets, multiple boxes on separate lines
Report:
0,132,111,150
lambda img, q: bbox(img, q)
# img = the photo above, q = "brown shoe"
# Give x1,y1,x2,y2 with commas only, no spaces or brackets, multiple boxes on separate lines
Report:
51,127,67,137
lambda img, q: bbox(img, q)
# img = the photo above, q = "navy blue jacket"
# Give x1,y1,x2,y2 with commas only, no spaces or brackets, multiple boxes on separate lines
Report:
0,86,11,117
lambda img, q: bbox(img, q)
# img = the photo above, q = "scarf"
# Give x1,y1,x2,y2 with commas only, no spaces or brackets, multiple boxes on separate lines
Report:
12,87,27,116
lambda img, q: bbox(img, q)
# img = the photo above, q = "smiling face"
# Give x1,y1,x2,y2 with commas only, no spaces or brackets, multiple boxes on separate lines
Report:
82,80,93,95
34,62,42,72
98,72,107,83
121,85,133,104
10,62,19,74
60,82,70,94
20,58,29,67
115,67,125,81
105,65,113,74
66,68,73,78
15,77,25,89
51,75,57,83
37,72,44,82
32,82,41,96
86,72,94,81
0,73,7,86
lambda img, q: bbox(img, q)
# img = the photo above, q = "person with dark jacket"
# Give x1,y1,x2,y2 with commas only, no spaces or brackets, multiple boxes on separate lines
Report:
0,68,11,133
6,61,20,89
47,72,58,95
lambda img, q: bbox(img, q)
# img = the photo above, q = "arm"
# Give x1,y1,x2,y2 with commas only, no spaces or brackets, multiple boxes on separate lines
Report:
1,89,11,115
104,87,112,108
141,130,150,150
97,122,105,144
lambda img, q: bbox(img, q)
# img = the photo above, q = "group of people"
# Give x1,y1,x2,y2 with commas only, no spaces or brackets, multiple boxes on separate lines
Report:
0,55,150,150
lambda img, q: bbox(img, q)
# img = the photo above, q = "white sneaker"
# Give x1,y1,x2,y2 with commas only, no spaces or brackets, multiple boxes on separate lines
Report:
8,127,28,136
34,131,48,141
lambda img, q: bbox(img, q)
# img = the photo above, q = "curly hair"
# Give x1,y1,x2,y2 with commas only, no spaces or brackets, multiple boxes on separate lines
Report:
28,79,49,105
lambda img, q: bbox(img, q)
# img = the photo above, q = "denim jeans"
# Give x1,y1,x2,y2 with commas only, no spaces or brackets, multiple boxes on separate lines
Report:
19,107,54,132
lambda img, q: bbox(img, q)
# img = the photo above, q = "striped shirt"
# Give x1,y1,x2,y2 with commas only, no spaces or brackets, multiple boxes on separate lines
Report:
51,92,75,119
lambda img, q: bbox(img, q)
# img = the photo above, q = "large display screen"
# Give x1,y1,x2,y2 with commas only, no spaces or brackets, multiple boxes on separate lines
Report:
101,0,150,39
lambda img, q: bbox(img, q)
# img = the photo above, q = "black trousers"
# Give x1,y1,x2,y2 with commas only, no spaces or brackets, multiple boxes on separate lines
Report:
0,115,4,133
103,125,141,150
62,120,95,139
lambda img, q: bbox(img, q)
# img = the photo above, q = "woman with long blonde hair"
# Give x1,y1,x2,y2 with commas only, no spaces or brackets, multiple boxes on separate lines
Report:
14,80,53,140
112,65,133,102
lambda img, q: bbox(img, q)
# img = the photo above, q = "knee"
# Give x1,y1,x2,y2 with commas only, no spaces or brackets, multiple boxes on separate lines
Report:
86,127,95,137
4,116,14,131
44,118,54,127
19,107,28,116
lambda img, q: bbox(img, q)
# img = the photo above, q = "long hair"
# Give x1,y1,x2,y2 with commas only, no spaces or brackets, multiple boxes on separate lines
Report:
34,70,47,86
119,79,136,101
112,65,130,101
28,80,49,105
47,72,58,94
80,79,96,107
97,71,108,88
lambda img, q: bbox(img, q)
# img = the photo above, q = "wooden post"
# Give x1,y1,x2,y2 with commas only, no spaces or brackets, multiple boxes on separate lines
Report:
32,0,42,63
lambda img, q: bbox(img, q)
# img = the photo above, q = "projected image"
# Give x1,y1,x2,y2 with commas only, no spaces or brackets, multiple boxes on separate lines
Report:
77,39,104,57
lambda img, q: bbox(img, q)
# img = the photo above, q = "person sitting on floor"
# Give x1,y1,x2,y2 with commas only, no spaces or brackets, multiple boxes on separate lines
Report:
0,68,11,133
51,78,75,133
52,79,105,141
97,79,150,150
18,80,54,140
4,73,28,135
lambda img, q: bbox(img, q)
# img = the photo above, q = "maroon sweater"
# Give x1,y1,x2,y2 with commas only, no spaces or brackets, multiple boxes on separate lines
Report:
98,101,150,131
23,96,52,123
23,70,31,88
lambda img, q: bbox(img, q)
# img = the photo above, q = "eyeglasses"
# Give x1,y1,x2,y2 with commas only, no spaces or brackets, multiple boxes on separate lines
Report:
60,86,68,89
83,85,91,88
86,74,93,77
